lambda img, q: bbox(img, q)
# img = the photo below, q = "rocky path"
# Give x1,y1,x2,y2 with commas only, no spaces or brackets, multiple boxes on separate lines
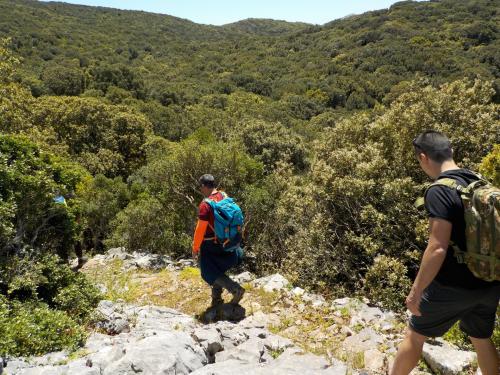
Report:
3,249,480,375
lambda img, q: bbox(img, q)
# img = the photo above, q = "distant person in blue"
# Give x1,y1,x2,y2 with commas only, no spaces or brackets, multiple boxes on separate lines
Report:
53,193,67,206
52,190,86,267
192,174,245,307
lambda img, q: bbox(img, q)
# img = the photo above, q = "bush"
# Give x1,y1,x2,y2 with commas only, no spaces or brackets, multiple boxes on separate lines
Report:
0,254,100,357
247,79,499,309
479,144,500,186
107,134,264,257
0,296,86,357
32,96,153,177
3,254,101,317
364,256,412,312
42,65,84,96
76,174,131,253
0,135,89,258
235,119,307,173
107,193,189,256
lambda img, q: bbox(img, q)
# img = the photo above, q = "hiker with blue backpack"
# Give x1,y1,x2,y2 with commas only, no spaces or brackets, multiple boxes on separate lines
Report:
192,174,245,307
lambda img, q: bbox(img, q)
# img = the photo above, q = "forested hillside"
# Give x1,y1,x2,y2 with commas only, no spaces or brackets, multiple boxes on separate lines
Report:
0,0,499,357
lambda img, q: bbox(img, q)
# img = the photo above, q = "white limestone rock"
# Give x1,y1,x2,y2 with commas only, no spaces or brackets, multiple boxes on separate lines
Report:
252,274,290,293
422,339,476,375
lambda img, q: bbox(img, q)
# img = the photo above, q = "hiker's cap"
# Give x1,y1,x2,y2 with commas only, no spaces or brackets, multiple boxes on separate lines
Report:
199,174,216,187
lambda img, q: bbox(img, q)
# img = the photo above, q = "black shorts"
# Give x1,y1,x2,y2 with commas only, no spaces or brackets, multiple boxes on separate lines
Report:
410,281,500,339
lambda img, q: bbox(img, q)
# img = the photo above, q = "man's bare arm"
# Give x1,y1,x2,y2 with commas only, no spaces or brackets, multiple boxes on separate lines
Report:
406,218,452,316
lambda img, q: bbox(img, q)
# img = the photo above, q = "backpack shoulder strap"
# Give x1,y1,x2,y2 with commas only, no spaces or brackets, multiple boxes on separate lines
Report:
429,178,459,190
203,197,215,207
414,178,459,209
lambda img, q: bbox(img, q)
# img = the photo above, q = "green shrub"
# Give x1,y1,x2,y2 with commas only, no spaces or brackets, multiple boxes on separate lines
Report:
247,79,499,309
0,297,86,357
108,134,263,257
3,254,101,321
364,256,412,312
479,144,500,186
53,273,102,324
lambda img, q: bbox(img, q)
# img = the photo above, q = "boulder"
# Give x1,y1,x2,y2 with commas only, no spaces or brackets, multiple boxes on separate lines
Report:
343,327,384,354
94,300,130,335
233,271,256,284
302,292,327,308
106,247,130,260
252,274,290,293
102,332,207,374
363,349,386,373
215,337,271,364
192,327,224,363
267,348,347,375
422,339,476,375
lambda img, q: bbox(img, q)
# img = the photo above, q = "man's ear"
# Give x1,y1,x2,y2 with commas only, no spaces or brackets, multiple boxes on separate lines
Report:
418,152,428,163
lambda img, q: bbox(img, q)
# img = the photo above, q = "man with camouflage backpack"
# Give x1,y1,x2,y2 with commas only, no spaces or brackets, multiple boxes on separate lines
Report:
192,174,245,307
391,131,500,375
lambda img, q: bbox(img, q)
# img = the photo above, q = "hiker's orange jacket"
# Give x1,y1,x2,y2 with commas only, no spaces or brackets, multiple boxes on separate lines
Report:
192,220,208,254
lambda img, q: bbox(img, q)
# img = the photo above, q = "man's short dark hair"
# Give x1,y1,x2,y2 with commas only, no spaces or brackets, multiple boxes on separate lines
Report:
412,130,453,163
199,174,216,188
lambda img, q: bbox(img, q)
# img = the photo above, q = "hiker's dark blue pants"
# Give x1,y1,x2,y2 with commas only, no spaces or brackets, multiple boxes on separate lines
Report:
200,240,239,285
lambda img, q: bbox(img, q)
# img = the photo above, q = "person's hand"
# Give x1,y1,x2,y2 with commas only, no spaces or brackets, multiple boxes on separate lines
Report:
406,288,423,316
192,249,199,262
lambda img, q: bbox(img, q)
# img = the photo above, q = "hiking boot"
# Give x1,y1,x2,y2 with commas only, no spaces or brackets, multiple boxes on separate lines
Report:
213,275,245,305
211,284,224,307
229,286,245,305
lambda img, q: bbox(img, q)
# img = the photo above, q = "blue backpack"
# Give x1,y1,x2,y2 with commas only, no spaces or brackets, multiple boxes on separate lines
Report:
204,193,244,252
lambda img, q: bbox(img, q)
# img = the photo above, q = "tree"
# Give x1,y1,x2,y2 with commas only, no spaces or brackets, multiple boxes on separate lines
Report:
235,119,307,172
108,134,263,257
42,65,84,96
0,135,89,257
33,96,153,177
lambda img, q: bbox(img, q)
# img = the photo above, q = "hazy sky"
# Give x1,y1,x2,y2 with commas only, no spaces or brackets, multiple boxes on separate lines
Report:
40,0,410,25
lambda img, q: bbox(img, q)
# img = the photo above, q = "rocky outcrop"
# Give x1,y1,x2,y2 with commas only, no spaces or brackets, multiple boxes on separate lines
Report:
5,301,347,375
4,250,481,375
422,339,477,375
83,247,196,272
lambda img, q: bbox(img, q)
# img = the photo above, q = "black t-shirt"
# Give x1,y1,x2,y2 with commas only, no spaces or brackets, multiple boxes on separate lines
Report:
425,168,499,289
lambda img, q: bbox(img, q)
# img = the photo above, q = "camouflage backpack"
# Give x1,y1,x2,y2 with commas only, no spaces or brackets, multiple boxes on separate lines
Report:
417,174,500,282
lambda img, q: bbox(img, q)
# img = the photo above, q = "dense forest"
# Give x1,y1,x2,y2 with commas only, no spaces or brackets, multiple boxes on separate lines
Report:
0,0,499,356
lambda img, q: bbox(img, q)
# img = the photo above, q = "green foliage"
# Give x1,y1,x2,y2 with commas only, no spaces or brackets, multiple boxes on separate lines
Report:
0,254,100,356
479,144,500,186
2,0,499,115
107,135,264,257
42,64,84,96
76,174,130,252
107,192,184,255
364,256,412,312
3,254,101,314
247,79,499,308
0,135,88,256
0,38,19,84
443,322,473,350
235,119,307,172
32,96,152,177
0,1,499,352
0,297,86,357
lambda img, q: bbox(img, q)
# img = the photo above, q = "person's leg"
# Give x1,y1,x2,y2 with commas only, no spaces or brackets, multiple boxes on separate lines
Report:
390,329,427,375
459,286,500,375
211,283,224,307
213,274,245,305
469,337,499,375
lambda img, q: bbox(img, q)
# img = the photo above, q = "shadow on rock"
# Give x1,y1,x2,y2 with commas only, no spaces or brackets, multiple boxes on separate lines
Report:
198,303,246,324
